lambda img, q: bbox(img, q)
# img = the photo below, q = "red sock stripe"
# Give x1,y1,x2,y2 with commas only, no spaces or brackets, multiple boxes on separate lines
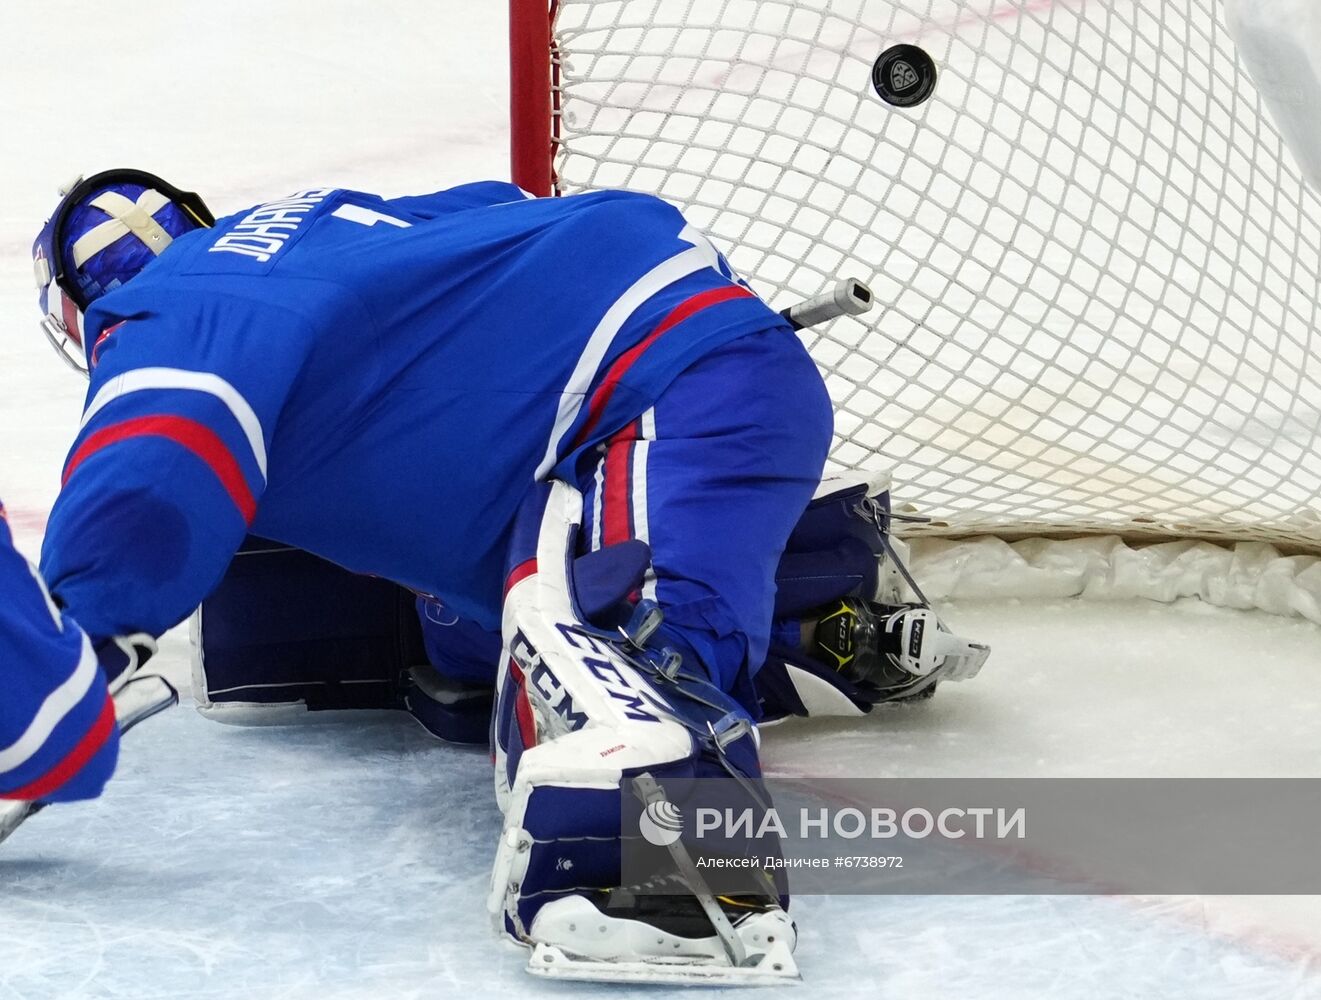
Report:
572,284,755,449
63,415,257,524
602,438,636,547
504,557,538,597
0,694,116,801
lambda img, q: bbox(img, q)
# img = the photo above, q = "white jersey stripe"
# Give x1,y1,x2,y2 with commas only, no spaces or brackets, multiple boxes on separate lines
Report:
0,633,99,775
534,243,713,479
81,368,268,481
26,563,64,632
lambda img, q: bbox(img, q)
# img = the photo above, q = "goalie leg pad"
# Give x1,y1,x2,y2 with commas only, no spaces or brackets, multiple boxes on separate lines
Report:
490,481,796,983
193,538,427,722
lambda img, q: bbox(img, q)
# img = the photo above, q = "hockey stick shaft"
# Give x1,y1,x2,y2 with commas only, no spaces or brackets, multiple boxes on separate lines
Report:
779,277,874,330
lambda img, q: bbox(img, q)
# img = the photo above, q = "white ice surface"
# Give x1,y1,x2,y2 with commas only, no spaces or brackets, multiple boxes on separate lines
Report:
1,2,1319,998
4,606,1321,1000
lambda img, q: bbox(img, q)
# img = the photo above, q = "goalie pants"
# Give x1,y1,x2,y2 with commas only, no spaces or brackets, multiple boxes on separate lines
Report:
576,324,831,707
426,324,832,710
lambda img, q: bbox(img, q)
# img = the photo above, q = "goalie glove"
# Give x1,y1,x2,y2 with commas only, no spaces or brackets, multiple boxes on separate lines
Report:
100,633,179,734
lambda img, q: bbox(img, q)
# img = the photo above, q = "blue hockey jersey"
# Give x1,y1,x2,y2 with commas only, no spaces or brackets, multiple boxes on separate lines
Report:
0,503,117,802
40,182,788,642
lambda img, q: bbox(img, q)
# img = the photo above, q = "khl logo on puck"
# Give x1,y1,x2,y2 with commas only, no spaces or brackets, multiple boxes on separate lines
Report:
890,60,919,92
639,798,684,847
872,44,937,108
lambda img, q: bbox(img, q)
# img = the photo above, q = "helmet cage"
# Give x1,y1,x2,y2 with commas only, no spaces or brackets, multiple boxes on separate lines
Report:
33,169,214,376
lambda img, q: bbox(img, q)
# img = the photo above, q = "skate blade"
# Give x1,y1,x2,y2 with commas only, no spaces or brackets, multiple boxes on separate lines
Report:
526,939,801,986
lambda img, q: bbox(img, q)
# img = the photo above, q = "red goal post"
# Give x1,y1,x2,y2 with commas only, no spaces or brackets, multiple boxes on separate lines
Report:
509,0,555,198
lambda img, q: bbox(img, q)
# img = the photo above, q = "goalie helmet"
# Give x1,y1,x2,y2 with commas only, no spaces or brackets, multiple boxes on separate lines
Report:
32,169,214,376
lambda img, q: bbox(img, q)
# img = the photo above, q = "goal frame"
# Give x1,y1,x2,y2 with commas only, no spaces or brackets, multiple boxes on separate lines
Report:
505,0,1321,555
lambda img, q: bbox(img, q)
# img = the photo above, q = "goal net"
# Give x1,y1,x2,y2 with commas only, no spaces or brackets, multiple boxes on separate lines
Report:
509,0,1321,553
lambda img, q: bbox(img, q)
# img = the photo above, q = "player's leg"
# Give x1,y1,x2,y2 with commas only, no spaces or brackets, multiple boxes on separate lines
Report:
486,326,828,981
490,324,989,980
577,324,833,712
576,328,988,720
757,471,990,719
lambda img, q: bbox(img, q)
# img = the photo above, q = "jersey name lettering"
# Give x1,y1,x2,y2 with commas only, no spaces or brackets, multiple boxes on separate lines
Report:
208,188,337,263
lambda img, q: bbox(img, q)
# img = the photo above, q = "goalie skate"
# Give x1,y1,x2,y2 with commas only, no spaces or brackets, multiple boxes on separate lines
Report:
527,891,798,986
525,773,800,986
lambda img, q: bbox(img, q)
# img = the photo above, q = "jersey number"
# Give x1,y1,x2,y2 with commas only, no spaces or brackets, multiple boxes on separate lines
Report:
331,205,412,229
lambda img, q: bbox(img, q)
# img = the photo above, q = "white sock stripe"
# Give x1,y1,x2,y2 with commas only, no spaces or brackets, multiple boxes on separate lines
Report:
0,633,99,775
534,244,712,478
640,406,657,442
591,454,605,553
631,438,658,602
81,368,268,480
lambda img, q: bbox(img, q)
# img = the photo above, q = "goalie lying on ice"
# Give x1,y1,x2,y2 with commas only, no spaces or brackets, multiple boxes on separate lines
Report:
24,169,988,982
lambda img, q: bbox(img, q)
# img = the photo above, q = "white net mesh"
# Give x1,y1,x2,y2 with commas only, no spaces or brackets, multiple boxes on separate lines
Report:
545,0,1321,549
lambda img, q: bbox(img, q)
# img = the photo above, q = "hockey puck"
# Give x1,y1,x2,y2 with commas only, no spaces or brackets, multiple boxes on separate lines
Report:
872,44,937,108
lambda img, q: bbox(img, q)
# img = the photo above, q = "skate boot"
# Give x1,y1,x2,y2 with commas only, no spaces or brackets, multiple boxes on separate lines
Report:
805,597,989,702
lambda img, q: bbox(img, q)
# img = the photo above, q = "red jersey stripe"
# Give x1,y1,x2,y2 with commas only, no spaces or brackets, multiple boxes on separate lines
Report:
571,284,756,450
0,693,116,802
62,414,258,524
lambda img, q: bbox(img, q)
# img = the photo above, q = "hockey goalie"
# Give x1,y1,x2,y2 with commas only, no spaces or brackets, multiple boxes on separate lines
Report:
12,169,988,983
